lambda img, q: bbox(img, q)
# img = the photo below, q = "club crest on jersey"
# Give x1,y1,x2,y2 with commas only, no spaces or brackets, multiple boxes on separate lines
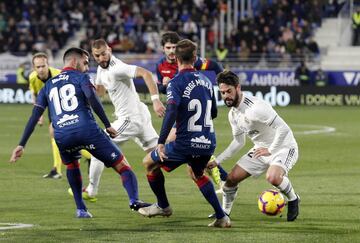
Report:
190,135,211,149
248,130,259,136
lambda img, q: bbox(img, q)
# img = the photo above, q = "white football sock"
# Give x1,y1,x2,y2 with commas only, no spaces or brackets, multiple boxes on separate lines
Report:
86,157,105,197
222,185,238,215
276,176,297,201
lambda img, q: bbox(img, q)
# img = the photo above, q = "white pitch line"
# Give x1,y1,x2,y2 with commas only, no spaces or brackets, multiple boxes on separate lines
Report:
292,124,336,135
0,223,34,230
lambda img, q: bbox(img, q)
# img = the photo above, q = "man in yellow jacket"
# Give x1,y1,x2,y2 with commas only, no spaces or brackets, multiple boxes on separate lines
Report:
352,7,360,46
29,53,63,178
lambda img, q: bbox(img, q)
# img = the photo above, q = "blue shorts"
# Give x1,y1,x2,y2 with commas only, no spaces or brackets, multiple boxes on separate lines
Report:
55,126,123,167
150,142,211,177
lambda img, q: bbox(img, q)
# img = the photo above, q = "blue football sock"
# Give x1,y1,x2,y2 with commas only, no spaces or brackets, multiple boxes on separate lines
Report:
218,165,228,181
197,176,225,219
147,171,169,209
66,162,86,210
118,166,138,204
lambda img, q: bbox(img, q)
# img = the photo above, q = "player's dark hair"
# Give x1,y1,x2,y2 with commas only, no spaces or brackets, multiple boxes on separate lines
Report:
216,70,240,87
161,31,181,46
63,47,89,63
175,39,197,64
32,52,48,65
92,39,108,49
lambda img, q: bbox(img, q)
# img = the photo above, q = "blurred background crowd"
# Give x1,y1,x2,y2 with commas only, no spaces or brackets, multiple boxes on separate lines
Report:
0,0,345,61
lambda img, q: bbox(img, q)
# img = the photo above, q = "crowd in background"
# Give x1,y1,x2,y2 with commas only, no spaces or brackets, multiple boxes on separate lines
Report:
0,0,76,56
0,0,344,64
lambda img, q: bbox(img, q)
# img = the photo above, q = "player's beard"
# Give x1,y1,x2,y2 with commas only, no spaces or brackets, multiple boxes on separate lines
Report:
224,93,240,107
167,53,176,63
100,59,110,68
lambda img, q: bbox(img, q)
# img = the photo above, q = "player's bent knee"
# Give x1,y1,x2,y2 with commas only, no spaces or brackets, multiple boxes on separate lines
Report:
112,156,130,171
143,156,158,172
66,160,80,169
266,173,282,186
142,153,151,164
226,173,240,186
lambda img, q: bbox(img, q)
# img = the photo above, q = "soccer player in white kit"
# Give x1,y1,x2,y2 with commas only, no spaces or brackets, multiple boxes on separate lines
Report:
208,70,300,221
82,39,166,210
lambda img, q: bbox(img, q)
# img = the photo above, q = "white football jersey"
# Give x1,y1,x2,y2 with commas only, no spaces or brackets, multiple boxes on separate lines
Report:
228,94,297,153
95,55,143,118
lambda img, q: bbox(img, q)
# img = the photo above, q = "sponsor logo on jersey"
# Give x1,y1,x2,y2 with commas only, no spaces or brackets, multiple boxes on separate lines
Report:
57,114,79,128
191,135,211,149
65,144,95,153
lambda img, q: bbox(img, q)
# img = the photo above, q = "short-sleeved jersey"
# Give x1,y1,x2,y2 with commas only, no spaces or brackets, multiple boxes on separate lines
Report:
167,68,216,155
94,55,142,118
29,67,61,95
36,69,98,134
228,94,297,149
156,56,222,94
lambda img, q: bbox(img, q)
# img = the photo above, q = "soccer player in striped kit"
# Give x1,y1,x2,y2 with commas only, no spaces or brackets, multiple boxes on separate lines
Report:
208,70,300,221
80,39,165,209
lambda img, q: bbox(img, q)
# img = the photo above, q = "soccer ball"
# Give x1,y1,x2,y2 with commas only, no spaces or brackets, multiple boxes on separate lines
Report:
258,189,285,216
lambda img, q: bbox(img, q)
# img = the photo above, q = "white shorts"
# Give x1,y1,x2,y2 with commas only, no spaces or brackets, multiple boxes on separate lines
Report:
236,147,298,177
111,104,158,151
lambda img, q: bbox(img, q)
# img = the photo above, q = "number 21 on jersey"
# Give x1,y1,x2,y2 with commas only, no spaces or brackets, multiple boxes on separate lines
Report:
49,84,79,115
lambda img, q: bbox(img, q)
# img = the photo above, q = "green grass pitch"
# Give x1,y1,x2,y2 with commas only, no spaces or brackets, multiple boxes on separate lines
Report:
0,104,359,242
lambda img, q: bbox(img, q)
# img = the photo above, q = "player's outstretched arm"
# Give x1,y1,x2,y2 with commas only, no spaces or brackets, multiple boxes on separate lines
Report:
95,84,106,97
267,116,291,154
10,145,24,163
156,66,168,94
135,66,165,117
10,105,45,162
81,76,112,129
158,103,177,145
105,127,118,138
215,133,246,165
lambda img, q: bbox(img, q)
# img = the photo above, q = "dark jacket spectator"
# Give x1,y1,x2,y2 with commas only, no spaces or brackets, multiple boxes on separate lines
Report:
295,61,311,85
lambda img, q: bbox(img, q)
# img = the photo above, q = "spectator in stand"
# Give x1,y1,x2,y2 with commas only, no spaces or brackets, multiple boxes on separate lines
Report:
216,43,228,62
16,62,30,84
306,37,320,57
324,0,344,17
0,0,325,64
314,68,328,87
183,17,198,41
352,7,360,46
295,61,311,86
239,40,251,62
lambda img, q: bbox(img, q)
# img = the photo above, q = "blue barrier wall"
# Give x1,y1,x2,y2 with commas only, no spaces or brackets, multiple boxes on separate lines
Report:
3,69,360,86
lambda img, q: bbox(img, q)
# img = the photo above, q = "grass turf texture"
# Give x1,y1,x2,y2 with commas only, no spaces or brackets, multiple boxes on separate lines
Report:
0,104,360,242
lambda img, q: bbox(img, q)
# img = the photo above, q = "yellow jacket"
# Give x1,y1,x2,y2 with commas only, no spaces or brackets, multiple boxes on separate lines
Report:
29,67,61,95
